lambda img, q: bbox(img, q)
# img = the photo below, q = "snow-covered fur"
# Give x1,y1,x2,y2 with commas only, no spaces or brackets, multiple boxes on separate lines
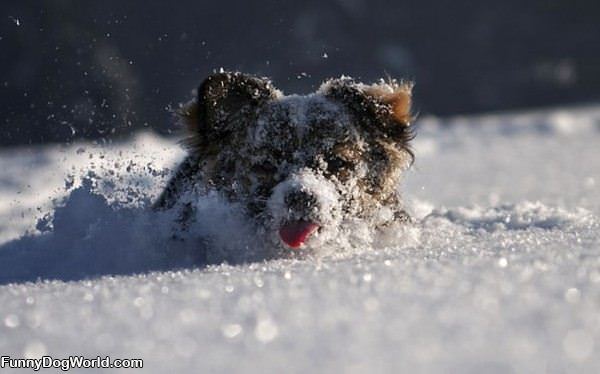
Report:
155,71,415,252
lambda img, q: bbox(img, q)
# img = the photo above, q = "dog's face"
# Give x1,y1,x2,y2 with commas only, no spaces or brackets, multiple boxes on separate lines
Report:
180,72,414,251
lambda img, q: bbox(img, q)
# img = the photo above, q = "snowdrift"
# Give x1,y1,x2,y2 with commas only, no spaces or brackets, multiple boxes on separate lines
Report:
1,106,599,372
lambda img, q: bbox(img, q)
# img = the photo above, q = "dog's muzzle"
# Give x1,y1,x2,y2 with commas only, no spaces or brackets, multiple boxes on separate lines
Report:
278,190,320,248
267,170,340,249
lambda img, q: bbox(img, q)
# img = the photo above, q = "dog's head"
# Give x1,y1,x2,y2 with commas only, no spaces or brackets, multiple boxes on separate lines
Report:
179,72,414,251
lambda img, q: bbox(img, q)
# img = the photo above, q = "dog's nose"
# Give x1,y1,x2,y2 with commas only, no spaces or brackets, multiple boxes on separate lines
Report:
284,190,318,212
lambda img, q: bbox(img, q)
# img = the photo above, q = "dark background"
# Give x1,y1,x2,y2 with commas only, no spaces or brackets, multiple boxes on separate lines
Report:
1,0,599,146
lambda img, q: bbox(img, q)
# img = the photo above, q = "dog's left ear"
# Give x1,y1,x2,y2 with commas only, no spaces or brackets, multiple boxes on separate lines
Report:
320,77,414,145
179,71,279,151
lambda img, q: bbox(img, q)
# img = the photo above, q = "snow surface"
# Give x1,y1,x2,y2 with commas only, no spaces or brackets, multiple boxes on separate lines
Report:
1,106,599,373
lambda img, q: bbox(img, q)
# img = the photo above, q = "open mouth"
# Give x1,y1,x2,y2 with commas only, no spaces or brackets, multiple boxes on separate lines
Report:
278,221,320,249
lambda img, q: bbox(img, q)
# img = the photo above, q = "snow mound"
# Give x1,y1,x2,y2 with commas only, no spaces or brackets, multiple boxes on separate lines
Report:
0,179,267,284
0,174,422,284
1,176,594,285
425,202,595,232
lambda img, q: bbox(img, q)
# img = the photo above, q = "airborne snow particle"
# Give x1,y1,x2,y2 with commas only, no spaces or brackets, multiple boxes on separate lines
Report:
4,314,20,328
254,318,279,343
222,324,243,339
564,288,581,304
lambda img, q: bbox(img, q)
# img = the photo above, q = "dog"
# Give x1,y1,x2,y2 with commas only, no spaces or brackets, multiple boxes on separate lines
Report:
155,71,414,254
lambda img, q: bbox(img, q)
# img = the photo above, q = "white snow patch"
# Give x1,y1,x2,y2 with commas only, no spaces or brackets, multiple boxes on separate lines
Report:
1,106,600,372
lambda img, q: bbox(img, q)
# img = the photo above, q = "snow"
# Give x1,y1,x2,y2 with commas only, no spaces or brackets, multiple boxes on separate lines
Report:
1,106,600,372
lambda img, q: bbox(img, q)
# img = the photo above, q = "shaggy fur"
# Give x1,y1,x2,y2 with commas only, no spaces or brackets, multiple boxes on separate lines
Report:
155,71,415,251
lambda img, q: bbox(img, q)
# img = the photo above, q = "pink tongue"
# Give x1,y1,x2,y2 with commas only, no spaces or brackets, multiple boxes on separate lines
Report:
279,221,319,249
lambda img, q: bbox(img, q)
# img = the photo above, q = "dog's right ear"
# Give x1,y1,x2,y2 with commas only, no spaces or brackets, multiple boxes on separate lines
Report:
179,71,279,151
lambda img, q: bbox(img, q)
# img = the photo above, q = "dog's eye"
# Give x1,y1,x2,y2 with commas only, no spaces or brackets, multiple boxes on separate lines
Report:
326,154,355,173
